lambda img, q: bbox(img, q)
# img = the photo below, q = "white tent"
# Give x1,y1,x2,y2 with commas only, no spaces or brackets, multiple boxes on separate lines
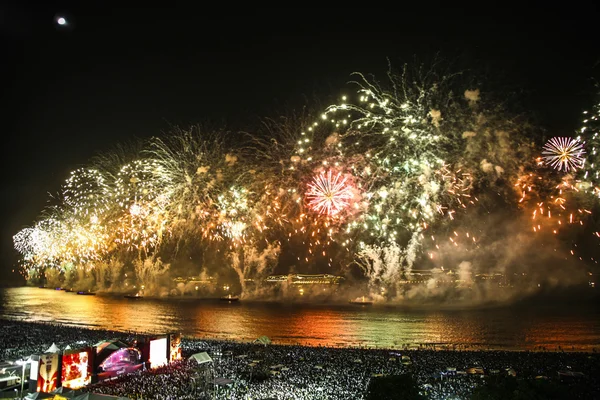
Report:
214,377,233,386
254,336,271,346
45,343,61,353
189,352,213,365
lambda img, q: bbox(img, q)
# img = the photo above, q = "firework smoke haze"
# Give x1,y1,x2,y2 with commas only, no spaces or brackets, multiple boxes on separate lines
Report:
11,63,600,305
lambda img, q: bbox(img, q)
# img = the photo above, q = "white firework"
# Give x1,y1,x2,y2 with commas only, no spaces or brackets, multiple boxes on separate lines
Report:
542,137,586,172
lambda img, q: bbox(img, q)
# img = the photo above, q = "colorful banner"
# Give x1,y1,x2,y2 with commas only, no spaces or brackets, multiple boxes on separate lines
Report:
37,353,59,392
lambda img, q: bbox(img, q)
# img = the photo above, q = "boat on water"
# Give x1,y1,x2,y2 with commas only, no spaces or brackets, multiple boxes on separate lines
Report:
77,291,96,295
220,294,240,302
349,296,373,305
124,294,143,299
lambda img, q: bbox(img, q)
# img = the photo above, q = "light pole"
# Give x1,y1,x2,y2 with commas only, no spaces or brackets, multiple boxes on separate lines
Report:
20,364,24,399
18,357,33,400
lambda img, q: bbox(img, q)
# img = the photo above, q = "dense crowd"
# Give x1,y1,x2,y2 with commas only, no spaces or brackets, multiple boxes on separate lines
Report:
87,360,199,400
1,319,599,399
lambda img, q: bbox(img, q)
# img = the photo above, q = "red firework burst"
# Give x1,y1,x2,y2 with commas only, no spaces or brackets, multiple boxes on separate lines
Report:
306,170,355,216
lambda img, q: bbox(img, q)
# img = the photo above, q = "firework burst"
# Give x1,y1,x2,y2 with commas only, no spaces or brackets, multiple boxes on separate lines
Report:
12,63,600,298
306,170,355,217
542,137,586,172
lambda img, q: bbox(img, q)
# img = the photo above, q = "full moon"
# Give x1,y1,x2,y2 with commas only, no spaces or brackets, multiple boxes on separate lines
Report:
57,17,66,25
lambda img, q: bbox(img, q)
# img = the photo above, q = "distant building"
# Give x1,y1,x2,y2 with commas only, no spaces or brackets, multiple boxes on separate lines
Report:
173,276,216,285
265,274,345,286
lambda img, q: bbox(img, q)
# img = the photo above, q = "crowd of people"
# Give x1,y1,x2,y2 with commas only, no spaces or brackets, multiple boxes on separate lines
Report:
1,319,599,399
87,360,199,400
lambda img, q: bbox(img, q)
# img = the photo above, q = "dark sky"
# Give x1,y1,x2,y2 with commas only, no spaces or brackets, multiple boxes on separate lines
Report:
1,2,599,282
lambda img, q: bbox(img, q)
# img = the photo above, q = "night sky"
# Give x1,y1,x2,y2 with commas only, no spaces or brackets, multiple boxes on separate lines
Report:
1,2,598,283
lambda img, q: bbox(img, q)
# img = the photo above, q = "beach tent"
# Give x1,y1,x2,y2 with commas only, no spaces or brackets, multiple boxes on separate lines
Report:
94,340,128,353
45,343,61,353
214,377,233,387
558,370,585,378
253,336,271,346
189,352,213,365
24,393,55,399
49,387,76,397
24,393,52,399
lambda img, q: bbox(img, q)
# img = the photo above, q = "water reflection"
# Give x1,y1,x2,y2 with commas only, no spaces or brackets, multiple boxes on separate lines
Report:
1,287,599,351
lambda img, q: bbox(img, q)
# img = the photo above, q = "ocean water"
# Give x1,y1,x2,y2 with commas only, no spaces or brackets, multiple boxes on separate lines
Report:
1,287,599,351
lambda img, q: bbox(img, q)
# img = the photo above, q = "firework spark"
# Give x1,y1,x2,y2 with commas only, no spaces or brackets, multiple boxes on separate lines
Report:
306,170,355,216
542,137,586,172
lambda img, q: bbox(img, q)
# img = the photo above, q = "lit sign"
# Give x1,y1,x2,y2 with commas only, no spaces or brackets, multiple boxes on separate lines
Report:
149,338,167,369
37,353,59,392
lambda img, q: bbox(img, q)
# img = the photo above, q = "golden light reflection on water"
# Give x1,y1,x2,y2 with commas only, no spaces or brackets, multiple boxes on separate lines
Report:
1,287,599,351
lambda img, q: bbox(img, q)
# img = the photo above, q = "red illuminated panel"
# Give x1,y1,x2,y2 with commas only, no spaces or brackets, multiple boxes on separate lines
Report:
61,351,91,389
37,353,59,392
169,333,181,362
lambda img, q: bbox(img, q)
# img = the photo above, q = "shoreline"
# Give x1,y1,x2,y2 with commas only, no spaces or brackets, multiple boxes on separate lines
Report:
1,318,596,355
12,284,600,311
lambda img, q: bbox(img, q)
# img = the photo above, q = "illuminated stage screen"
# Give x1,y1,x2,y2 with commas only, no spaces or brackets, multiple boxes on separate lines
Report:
149,337,168,368
97,348,142,381
61,351,91,389
37,353,59,392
